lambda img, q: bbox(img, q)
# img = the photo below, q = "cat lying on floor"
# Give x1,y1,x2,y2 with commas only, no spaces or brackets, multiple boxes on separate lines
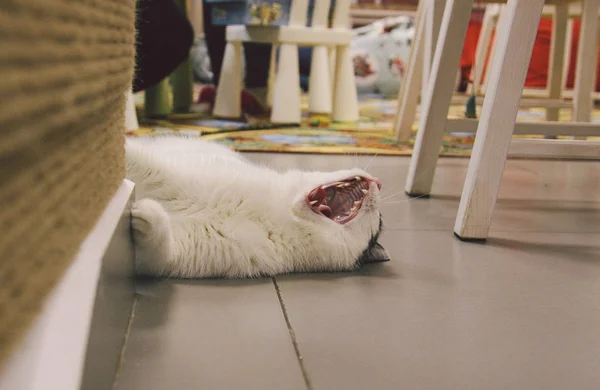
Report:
126,136,389,278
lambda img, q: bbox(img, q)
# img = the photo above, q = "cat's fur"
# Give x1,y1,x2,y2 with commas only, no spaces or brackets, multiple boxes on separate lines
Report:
126,136,388,278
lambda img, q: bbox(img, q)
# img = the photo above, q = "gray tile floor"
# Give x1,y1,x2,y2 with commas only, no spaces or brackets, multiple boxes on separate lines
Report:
115,154,600,390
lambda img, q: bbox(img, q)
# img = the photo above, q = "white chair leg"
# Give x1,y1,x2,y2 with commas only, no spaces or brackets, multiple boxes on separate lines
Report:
573,0,600,124
468,6,499,96
213,41,243,118
562,18,574,94
309,45,332,114
271,43,302,123
405,0,474,196
393,0,425,141
454,0,545,241
546,3,569,122
480,7,506,95
421,0,444,99
266,45,277,109
328,47,337,104
332,44,359,122
124,90,139,132
308,0,332,114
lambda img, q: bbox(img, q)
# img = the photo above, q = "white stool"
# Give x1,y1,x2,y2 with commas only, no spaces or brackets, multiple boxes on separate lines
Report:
213,0,359,124
401,0,600,241
394,0,600,143
471,2,600,122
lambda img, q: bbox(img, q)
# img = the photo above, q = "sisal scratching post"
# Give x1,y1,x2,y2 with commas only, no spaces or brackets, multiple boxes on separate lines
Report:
0,0,136,368
145,78,171,118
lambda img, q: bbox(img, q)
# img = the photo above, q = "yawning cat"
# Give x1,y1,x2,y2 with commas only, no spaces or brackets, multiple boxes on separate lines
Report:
126,136,389,278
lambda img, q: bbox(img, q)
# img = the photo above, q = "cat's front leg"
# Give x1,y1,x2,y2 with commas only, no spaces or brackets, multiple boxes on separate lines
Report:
131,198,175,276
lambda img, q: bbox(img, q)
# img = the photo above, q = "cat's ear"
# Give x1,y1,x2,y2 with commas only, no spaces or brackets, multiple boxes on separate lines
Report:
358,242,391,264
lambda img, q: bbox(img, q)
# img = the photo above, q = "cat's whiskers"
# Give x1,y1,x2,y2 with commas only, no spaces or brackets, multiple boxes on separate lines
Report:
380,160,443,205
380,190,406,202
383,193,430,204
363,152,379,172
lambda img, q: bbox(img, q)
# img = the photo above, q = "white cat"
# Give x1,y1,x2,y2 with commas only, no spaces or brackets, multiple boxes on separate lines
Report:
126,136,389,278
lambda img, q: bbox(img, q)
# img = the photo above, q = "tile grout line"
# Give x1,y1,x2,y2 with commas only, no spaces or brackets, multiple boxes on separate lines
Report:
111,294,138,390
272,278,313,390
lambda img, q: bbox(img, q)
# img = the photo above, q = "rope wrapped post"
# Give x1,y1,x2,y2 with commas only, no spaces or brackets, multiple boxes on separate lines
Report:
0,0,136,368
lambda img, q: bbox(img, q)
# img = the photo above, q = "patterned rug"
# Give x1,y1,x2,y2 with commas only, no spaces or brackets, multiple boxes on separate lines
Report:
129,93,600,156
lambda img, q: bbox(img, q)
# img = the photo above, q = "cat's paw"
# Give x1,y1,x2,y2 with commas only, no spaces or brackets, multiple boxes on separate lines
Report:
131,198,170,243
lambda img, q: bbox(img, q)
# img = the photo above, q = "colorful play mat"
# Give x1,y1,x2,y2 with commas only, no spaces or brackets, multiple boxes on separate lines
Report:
129,93,600,156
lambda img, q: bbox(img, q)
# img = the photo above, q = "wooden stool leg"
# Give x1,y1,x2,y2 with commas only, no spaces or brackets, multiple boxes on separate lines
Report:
546,3,568,122
454,0,545,241
266,45,277,109
271,43,302,124
309,45,332,114
404,0,474,196
421,0,444,99
481,7,506,95
394,0,426,142
332,44,359,122
573,0,600,124
562,19,574,95
308,0,332,115
213,41,243,118
328,47,337,104
468,6,499,96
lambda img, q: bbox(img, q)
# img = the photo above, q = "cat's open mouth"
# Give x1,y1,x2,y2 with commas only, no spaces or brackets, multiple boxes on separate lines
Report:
306,176,381,224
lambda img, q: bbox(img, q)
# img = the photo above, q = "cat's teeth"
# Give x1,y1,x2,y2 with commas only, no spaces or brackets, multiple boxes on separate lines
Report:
309,200,318,206
355,176,361,181
361,189,368,194
336,183,345,188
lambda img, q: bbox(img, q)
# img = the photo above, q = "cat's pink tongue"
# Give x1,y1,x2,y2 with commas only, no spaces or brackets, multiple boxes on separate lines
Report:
318,204,332,218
